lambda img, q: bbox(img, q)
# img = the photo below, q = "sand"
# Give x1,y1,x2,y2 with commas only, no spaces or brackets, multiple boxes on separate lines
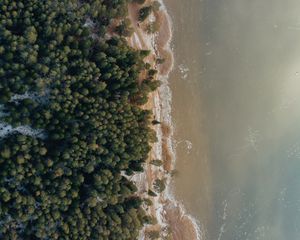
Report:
127,1,200,239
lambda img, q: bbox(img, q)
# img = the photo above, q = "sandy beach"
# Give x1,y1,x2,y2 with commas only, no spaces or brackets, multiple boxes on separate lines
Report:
127,1,200,239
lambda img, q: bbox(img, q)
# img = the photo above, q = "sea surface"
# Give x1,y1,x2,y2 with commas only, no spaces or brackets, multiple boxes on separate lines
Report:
165,0,300,239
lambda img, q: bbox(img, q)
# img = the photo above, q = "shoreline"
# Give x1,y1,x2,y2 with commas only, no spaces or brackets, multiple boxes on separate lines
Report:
127,1,202,239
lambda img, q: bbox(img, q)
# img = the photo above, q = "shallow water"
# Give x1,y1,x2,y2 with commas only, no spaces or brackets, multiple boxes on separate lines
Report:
165,0,300,239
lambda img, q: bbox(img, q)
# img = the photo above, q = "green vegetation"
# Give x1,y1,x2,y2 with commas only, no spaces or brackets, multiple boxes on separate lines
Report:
150,159,163,166
0,0,160,239
139,6,153,22
152,120,161,125
148,189,158,197
148,69,158,77
146,21,160,34
143,198,153,206
156,58,166,64
138,1,162,22
115,18,134,37
153,179,166,193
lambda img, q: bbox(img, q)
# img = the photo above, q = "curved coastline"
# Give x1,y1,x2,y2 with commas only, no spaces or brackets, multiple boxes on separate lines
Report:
127,1,202,239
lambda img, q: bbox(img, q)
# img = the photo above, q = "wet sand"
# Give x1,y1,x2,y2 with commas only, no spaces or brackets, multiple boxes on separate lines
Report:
163,200,199,240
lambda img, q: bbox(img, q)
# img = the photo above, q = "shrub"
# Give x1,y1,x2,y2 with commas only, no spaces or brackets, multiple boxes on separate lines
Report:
139,6,153,22
153,179,166,193
150,159,163,166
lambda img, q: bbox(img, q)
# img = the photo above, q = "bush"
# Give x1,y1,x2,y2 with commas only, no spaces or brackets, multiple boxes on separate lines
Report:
144,198,153,206
115,19,134,37
150,159,163,166
156,58,165,64
146,21,160,34
140,50,151,58
139,6,153,22
153,179,166,193
148,189,157,197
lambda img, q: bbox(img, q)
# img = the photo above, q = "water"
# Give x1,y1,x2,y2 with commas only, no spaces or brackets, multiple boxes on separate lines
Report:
165,0,300,239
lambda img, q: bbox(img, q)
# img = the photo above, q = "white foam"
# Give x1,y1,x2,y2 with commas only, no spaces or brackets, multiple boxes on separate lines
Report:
179,64,190,79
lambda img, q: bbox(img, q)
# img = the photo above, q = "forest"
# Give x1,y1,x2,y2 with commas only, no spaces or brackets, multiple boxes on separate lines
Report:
0,0,160,239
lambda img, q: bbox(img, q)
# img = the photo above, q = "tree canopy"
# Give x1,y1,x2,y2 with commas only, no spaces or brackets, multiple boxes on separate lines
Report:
0,0,159,239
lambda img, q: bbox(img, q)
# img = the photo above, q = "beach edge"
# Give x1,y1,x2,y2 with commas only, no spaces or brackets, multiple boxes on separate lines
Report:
127,1,202,239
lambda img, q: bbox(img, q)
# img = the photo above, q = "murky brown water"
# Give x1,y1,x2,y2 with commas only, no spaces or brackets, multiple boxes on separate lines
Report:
165,0,300,239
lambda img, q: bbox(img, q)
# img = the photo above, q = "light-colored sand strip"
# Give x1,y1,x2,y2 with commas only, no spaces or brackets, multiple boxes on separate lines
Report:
127,1,202,239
